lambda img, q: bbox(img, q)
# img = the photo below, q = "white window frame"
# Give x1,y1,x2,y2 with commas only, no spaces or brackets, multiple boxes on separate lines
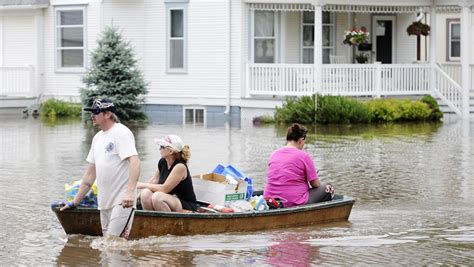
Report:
448,20,461,62
166,5,188,73
250,10,279,63
300,11,335,64
54,6,87,73
183,106,206,125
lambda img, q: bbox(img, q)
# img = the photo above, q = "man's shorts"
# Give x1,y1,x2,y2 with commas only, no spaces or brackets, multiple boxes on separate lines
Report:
100,205,135,239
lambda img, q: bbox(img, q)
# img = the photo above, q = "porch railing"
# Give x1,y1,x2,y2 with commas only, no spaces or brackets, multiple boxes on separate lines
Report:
246,64,315,96
247,63,431,97
433,64,462,115
439,63,474,91
0,66,35,97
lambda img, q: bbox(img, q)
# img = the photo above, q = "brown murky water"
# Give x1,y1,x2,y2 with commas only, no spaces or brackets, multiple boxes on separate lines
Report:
1,115,473,265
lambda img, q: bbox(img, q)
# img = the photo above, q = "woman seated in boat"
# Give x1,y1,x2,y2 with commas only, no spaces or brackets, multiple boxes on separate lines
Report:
264,123,334,208
138,135,198,212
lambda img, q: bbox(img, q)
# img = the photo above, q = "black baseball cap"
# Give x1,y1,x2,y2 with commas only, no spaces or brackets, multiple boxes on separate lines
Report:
83,98,117,114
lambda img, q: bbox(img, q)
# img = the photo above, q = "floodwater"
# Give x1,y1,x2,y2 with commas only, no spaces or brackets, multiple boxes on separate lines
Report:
0,115,473,266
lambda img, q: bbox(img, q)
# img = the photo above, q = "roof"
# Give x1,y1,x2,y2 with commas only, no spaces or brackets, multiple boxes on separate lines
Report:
0,0,49,6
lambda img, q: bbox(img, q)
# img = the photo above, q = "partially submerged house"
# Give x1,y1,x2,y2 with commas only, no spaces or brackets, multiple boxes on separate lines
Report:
0,0,473,125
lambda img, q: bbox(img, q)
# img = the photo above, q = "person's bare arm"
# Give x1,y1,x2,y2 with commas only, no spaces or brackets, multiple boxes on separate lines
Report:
148,169,160,183
309,179,320,188
122,155,140,208
60,164,96,211
138,164,186,194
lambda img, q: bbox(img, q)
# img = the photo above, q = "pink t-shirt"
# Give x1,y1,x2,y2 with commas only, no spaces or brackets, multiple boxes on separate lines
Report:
263,147,318,207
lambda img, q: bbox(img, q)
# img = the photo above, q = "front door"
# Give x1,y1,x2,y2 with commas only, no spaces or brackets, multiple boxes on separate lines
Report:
372,16,396,64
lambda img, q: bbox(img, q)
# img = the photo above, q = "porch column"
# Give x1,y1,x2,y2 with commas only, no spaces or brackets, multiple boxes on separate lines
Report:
348,13,353,62
461,3,472,119
313,4,323,93
429,5,437,91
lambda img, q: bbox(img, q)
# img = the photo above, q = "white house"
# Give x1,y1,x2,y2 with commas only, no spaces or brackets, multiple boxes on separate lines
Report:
0,0,473,125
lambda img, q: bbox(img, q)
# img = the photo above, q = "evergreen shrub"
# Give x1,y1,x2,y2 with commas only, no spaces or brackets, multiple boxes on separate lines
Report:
81,26,149,122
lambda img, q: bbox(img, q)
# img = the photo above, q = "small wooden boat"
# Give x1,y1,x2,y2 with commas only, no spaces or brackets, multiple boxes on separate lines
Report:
52,195,354,239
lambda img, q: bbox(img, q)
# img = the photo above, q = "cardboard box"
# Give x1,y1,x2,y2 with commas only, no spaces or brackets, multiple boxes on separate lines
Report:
192,173,248,206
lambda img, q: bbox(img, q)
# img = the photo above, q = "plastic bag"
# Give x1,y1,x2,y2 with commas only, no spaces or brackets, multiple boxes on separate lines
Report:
228,200,254,212
249,195,268,211
64,179,98,208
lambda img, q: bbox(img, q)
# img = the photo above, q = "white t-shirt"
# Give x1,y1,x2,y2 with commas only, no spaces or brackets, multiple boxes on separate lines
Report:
86,123,138,210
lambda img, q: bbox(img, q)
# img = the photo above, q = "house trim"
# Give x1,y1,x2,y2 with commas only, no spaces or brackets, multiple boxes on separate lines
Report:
446,18,460,62
53,5,87,73
166,3,188,73
182,106,206,125
372,15,397,63
250,9,280,63
247,3,431,13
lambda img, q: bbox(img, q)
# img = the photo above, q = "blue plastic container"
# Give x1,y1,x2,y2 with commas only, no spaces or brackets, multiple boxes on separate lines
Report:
211,164,253,200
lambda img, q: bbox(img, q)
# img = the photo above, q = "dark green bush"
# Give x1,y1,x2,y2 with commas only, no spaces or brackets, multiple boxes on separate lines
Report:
273,94,442,124
40,99,82,118
253,115,276,124
275,96,315,124
420,95,443,121
316,95,371,124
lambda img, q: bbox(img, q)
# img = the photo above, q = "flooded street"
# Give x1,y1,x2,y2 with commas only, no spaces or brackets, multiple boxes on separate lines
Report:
1,115,473,265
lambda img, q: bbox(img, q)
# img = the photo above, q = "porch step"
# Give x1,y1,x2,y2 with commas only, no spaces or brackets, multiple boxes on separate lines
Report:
436,97,474,114
0,96,38,114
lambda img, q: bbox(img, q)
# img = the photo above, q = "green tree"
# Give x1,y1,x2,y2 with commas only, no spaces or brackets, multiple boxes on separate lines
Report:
80,26,148,121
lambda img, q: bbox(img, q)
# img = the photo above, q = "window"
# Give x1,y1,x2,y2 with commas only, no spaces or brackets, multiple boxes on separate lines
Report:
301,11,335,64
55,7,86,71
448,20,460,61
183,107,205,125
167,7,187,72
253,11,277,63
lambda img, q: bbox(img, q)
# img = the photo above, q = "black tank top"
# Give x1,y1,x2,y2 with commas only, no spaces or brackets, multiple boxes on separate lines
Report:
158,158,197,210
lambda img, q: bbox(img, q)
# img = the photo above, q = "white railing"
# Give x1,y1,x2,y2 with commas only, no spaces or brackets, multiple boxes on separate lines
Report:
320,64,376,96
247,63,431,97
0,66,35,97
439,63,474,90
433,64,462,115
246,64,315,96
380,64,431,95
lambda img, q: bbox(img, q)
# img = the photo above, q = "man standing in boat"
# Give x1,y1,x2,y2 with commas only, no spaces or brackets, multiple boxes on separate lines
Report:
60,98,140,240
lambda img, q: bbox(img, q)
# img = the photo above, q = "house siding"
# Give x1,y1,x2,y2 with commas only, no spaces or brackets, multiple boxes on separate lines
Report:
396,13,416,63
285,11,300,64
434,13,474,64
231,0,244,99
2,15,35,67
102,0,145,67
42,1,101,100
143,0,230,106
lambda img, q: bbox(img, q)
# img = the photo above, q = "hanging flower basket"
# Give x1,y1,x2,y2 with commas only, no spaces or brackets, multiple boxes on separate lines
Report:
343,27,370,46
407,21,430,36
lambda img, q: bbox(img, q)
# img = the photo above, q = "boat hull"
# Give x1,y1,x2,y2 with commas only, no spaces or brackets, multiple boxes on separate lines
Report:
53,195,354,239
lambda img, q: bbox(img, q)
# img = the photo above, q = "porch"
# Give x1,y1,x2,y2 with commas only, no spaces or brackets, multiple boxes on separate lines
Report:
244,1,474,117
246,63,467,114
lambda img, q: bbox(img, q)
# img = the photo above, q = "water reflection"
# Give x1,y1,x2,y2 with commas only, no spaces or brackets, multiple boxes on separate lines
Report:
0,114,473,265
265,233,320,266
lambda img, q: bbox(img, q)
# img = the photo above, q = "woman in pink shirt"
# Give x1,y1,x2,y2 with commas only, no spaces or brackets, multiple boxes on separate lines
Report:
264,124,334,207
